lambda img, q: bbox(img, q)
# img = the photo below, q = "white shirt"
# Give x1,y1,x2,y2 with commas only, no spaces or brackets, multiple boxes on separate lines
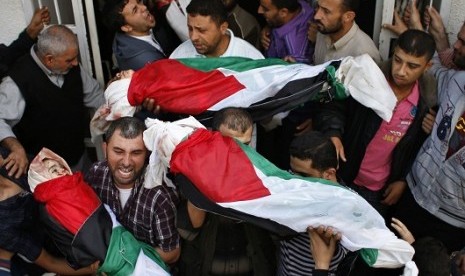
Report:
169,29,264,59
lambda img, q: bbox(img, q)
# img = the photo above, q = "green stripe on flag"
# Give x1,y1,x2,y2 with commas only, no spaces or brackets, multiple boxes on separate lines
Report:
176,57,290,72
98,226,169,275
360,248,378,267
236,140,341,188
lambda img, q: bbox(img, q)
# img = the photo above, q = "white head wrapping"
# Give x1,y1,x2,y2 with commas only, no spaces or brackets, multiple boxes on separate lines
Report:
143,116,205,189
28,148,72,192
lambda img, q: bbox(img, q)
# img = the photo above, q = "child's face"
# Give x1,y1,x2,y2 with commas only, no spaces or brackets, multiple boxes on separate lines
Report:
44,159,69,178
219,125,253,145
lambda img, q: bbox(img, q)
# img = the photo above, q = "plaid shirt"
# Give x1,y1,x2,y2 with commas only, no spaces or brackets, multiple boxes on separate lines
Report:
85,161,180,251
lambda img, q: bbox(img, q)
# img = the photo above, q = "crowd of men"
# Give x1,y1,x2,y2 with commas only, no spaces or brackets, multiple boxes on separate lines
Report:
0,0,464,275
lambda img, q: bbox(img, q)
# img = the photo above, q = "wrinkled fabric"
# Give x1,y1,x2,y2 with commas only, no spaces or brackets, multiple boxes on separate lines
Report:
336,54,396,122
170,129,414,268
28,147,72,192
143,116,205,189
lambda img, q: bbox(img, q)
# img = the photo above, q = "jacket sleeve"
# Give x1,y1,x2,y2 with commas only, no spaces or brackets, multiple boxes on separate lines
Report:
0,29,35,78
312,98,347,138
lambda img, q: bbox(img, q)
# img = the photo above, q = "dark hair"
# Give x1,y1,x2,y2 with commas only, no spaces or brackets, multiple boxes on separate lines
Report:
270,0,300,12
102,0,129,33
211,107,253,133
412,237,450,276
340,0,360,13
396,29,436,60
105,117,146,142
289,131,337,171
186,0,228,26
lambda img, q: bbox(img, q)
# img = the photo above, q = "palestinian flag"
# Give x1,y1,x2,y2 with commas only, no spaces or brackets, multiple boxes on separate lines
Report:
170,129,414,268
34,176,169,274
127,57,344,121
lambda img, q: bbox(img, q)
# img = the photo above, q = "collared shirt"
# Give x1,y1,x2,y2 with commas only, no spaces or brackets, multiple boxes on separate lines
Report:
0,47,104,142
407,54,465,228
313,23,381,65
131,30,166,56
85,160,180,251
266,0,314,63
354,81,420,191
169,29,264,59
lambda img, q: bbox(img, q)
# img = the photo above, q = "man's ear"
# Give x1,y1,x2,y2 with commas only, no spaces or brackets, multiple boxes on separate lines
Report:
342,11,355,23
220,21,228,34
44,54,54,66
425,60,433,72
322,167,337,181
121,24,132,33
278,8,289,19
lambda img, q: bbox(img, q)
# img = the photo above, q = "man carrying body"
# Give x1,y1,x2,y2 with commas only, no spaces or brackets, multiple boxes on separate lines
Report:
258,0,314,63
0,25,104,178
85,117,180,265
105,0,166,71
278,131,345,275
177,107,276,275
169,0,263,59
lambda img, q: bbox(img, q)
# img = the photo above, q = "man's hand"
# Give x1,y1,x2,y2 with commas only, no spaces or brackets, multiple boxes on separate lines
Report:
307,225,341,270
422,108,437,134
382,9,408,36
142,98,161,114
425,6,449,51
382,180,406,205
283,56,297,63
391,217,415,244
260,26,271,51
307,22,318,44
26,7,50,39
330,136,346,162
295,119,313,136
1,137,29,178
402,0,423,30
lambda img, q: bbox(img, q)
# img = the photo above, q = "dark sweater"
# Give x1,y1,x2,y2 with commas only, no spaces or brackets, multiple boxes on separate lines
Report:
9,54,86,165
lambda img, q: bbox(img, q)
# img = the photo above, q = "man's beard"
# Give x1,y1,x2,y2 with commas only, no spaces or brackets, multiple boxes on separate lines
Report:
316,20,343,35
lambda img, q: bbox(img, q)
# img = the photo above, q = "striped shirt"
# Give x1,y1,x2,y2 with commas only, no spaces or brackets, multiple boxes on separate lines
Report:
85,161,180,251
407,53,465,228
277,233,348,276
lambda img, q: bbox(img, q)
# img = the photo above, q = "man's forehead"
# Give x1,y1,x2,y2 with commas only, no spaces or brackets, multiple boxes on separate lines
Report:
188,14,215,25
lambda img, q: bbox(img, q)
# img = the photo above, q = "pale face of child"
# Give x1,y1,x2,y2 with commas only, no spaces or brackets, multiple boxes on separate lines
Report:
43,159,70,178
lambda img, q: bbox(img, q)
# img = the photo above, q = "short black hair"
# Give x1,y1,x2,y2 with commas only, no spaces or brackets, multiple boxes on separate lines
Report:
341,0,360,13
270,0,300,12
289,131,337,171
105,117,146,143
102,0,129,33
396,29,436,61
211,107,253,133
412,237,450,276
186,0,228,26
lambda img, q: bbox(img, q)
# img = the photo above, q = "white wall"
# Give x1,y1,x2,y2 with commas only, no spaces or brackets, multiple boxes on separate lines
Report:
447,0,464,45
0,0,28,45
